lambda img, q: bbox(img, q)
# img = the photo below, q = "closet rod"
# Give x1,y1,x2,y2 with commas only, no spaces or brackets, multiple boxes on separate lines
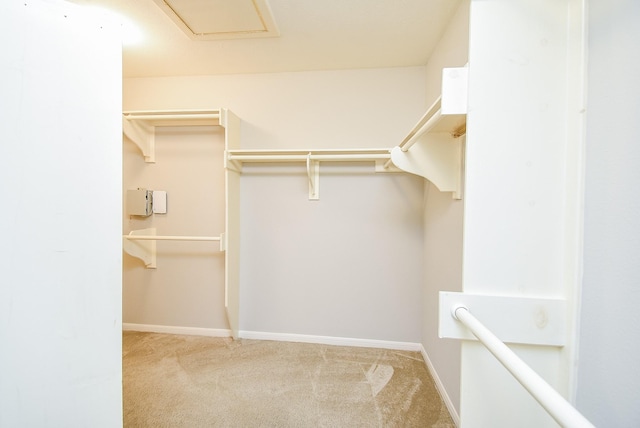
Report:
399,108,443,152
124,113,220,120
123,235,220,242
122,110,220,121
452,305,595,428
227,153,390,162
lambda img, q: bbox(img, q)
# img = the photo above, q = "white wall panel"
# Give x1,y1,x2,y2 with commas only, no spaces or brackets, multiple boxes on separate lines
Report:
577,0,640,425
0,1,122,425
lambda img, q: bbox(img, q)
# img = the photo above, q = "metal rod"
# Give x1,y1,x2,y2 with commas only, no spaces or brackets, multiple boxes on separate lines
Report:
452,306,594,428
123,235,220,242
399,108,442,152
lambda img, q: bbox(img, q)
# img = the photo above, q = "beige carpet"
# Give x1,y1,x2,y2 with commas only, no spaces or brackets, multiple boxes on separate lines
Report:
123,331,455,427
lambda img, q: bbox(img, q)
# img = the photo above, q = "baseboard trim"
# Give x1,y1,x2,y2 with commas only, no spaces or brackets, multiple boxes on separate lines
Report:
420,344,460,427
121,325,421,352
122,323,232,338
238,330,423,352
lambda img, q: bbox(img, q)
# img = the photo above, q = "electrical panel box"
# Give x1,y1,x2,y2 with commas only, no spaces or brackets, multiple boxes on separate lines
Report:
127,189,153,217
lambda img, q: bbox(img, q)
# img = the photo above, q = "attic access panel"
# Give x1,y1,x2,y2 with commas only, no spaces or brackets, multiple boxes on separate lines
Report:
153,0,279,40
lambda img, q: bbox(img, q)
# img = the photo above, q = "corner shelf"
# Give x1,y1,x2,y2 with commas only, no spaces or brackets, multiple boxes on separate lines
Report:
389,67,468,199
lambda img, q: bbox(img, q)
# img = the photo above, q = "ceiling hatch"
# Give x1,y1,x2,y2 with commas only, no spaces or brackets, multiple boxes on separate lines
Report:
152,0,279,40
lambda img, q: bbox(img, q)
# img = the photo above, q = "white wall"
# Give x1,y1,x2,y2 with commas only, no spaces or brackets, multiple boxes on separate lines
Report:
577,0,640,426
420,0,470,418
0,1,122,426
123,67,427,342
123,126,227,329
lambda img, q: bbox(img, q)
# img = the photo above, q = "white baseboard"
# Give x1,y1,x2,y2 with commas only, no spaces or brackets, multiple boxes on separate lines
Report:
238,330,423,352
123,323,232,338
420,344,460,427
122,324,421,352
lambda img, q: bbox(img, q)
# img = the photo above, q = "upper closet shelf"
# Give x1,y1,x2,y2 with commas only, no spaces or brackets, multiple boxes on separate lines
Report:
226,148,394,200
122,109,228,163
389,67,468,199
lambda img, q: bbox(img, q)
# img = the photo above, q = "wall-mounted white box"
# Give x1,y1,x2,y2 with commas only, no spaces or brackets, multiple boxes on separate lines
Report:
152,190,167,214
127,189,153,216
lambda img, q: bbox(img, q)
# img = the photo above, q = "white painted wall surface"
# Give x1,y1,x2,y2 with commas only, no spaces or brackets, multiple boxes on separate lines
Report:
577,0,640,425
0,1,122,426
240,163,423,341
421,0,470,418
123,68,427,342
460,1,586,426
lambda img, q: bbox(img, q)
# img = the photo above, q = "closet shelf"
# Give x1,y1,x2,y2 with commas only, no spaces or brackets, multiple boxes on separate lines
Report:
389,67,468,199
122,109,223,163
226,148,391,163
225,148,395,200
123,228,225,269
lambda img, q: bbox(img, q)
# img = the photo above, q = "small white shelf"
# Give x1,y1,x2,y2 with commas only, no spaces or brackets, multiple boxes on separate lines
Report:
390,67,468,199
122,109,222,163
123,228,224,269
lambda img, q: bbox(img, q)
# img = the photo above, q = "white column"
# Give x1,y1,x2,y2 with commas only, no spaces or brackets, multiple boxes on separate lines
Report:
0,1,122,426
460,0,586,426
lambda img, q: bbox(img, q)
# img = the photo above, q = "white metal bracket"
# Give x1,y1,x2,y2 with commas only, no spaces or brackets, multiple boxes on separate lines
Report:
439,291,567,346
122,227,157,269
307,153,320,200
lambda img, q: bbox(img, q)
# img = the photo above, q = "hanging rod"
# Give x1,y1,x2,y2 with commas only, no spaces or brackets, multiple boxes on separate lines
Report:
226,148,391,163
399,106,443,152
123,235,221,242
451,305,595,428
122,109,221,122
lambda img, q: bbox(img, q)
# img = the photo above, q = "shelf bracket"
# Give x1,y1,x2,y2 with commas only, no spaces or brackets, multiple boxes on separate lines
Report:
307,153,320,200
391,134,464,199
122,117,155,163
389,66,467,199
122,227,157,269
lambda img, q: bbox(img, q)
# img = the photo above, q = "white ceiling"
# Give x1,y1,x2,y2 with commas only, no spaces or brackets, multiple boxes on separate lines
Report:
76,0,462,78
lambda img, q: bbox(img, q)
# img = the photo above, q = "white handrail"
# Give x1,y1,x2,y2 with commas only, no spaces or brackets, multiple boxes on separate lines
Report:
123,235,220,242
452,305,594,428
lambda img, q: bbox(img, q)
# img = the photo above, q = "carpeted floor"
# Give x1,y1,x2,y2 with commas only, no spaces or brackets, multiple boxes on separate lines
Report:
123,331,455,427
